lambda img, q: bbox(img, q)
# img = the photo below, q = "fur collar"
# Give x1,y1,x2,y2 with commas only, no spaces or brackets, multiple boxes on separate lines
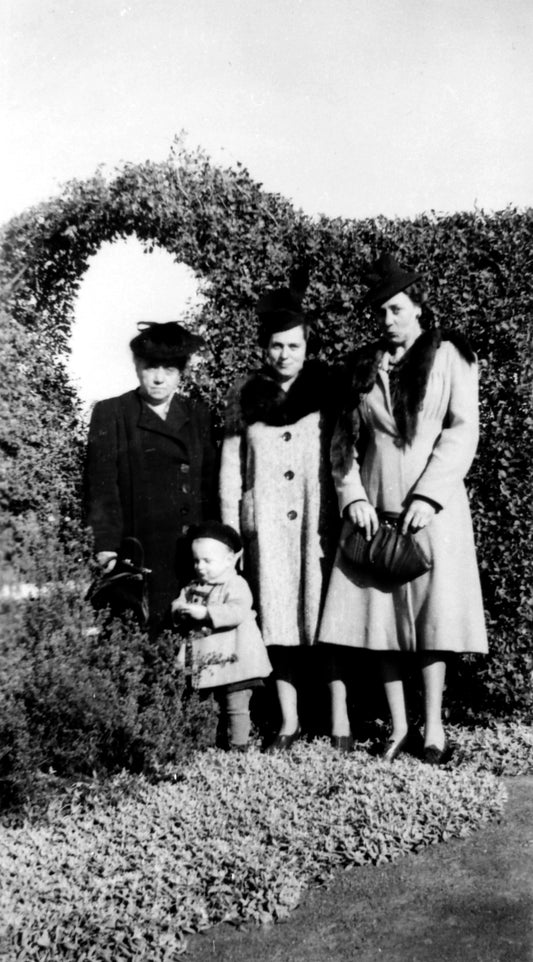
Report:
340,329,475,448
226,360,333,431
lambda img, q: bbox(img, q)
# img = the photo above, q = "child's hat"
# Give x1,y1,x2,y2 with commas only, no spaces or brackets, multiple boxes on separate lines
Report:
188,521,242,554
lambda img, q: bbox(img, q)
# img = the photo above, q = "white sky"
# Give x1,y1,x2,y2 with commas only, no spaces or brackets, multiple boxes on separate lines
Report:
2,0,532,224
2,0,532,407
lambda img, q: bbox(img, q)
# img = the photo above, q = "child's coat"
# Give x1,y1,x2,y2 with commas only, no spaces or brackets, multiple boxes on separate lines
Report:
176,572,272,689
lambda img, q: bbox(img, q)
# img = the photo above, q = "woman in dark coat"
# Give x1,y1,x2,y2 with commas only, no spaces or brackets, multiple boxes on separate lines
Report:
85,322,217,631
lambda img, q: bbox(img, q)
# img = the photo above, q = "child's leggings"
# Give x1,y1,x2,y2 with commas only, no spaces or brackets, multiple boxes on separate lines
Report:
221,688,253,748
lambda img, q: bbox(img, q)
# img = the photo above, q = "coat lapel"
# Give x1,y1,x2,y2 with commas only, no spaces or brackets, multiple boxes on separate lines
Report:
136,393,191,442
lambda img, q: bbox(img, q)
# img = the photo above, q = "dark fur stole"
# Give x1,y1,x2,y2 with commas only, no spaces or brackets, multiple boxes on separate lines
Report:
337,329,475,453
225,360,334,432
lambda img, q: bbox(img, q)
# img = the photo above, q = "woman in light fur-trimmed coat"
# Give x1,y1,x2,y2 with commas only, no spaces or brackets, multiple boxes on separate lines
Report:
219,282,339,750
319,254,488,764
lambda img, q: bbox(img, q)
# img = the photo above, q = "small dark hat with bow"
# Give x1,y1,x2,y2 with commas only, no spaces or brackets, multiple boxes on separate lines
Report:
256,265,310,345
361,253,422,307
130,321,204,365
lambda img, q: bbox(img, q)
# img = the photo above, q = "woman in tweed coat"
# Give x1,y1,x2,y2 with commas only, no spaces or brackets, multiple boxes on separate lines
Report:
319,255,488,763
219,283,338,749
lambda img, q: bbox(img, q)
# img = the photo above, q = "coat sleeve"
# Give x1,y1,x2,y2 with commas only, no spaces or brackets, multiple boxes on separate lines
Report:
85,401,124,553
219,382,247,531
206,577,253,630
411,346,479,508
197,403,219,519
330,418,369,515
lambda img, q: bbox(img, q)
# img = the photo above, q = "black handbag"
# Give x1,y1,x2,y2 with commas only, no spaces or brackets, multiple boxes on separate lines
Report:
340,512,432,584
87,537,151,626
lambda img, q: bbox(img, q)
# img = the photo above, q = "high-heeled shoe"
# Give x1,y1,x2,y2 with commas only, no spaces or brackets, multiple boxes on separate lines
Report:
264,726,301,753
330,735,354,753
381,731,409,762
423,739,449,765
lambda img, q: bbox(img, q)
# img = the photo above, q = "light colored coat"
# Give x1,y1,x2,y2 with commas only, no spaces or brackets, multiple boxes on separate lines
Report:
220,410,335,647
176,572,271,689
319,341,488,653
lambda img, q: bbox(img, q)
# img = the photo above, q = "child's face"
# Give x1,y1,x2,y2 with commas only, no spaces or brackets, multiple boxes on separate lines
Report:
191,538,236,584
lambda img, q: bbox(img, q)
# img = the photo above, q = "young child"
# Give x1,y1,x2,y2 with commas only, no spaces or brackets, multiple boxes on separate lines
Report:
171,521,271,751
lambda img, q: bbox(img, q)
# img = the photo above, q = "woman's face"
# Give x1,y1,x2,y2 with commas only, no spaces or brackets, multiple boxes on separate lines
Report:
134,358,182,404
376,291,422,350
266,325,307,382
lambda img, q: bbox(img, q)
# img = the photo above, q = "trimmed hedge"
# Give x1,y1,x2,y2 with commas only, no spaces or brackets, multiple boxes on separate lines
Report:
0,140,532,781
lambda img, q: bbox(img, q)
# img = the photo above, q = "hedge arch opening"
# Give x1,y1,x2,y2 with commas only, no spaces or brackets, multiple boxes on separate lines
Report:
69,237,206,411
1,142,532,718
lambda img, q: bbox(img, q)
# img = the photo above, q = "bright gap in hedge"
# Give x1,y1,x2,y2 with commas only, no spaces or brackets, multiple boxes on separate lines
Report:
68,237,205,413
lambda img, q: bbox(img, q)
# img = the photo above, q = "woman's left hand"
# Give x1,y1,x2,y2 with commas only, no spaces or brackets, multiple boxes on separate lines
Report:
402,499,436,534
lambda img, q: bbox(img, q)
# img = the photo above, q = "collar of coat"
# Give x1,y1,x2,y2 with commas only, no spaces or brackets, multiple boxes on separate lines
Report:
340,328,475,447
226,359,333,431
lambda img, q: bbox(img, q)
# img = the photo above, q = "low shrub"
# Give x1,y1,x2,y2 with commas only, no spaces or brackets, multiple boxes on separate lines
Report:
0,537,219,809
2,728,524,960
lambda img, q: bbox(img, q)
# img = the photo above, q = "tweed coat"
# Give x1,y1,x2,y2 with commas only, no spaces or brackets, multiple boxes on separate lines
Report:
175,572,272,689
319,337,488,653
219,362,339,648
85,389,217,627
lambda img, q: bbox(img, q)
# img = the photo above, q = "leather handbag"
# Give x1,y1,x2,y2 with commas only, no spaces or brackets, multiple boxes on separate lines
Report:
87,537,151,626
340,512,432,584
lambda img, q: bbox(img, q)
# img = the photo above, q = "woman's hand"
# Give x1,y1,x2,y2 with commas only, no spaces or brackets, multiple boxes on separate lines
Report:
346,500,379,542
401,499,436,534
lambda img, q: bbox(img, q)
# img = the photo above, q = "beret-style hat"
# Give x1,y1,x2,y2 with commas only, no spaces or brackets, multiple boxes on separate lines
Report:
361,253,422,307
130,321,204,364
188,521,242,554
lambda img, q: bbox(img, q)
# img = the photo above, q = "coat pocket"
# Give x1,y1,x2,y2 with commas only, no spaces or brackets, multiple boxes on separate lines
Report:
240,489,256,539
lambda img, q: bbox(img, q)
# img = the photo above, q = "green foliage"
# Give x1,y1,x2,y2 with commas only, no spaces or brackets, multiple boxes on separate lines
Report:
0,137,532,736
1,734,518,959
0,529,218,809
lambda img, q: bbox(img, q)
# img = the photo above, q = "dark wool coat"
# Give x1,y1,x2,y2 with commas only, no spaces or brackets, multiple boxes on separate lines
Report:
85,390,217,627
220,361,340,647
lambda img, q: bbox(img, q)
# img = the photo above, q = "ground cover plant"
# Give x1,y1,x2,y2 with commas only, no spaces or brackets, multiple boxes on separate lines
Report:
3,726,529,962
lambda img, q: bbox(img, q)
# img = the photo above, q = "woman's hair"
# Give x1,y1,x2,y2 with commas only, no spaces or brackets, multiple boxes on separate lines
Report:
132,350,189,372
258,320,311,350
402,282,435,330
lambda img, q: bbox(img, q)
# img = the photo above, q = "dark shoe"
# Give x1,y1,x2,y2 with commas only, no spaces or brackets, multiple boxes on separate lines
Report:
381,732,409,762
264,726,301,753
228,744,249,753
424,739,449,765
330,735,354,753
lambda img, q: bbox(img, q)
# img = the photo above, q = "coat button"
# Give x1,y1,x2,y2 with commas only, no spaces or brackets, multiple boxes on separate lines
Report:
282,431,292,441
284,470,294,480
180,463,190,474
181,483,190,493
180,506,190,516
287,510,298,520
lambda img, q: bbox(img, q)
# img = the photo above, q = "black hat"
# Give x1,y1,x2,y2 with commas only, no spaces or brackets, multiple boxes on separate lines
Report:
361,253,422,307
256,265,310,345
188,521,242,554
256,287,305,344
130,321,204,364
